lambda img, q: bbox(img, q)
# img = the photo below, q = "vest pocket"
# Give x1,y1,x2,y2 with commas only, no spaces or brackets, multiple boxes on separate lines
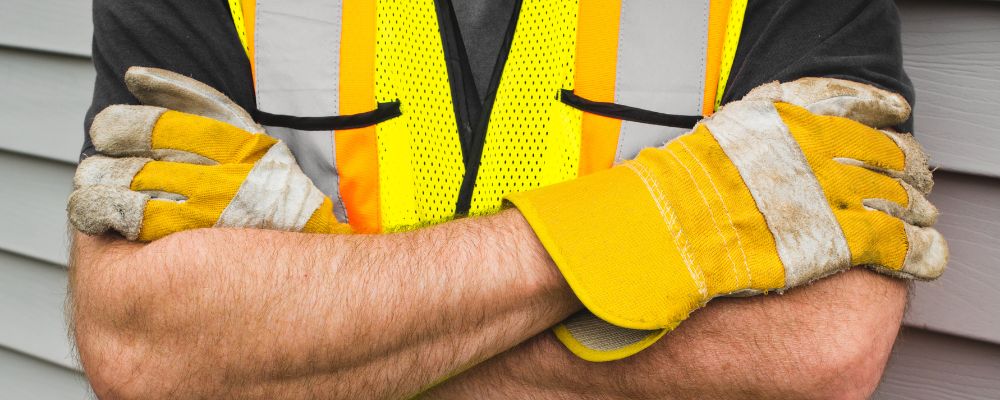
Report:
253,101,402,131
560,89,701,130
562,89,704,163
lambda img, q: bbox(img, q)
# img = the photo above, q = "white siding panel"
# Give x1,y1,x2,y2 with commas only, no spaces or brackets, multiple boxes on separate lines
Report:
875,328,1000,399
905,171,1000,344
0,346,91,399
0,150,74,265
0,250,77,370
900,0,1000,178
0,0,92,57
0,47,94,164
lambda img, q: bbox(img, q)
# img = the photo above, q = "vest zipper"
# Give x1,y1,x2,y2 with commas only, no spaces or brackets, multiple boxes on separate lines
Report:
453,0,523,215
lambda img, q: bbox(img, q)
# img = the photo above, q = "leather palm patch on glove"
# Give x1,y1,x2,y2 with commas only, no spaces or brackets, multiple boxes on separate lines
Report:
507,78,947,362
69,67,351,241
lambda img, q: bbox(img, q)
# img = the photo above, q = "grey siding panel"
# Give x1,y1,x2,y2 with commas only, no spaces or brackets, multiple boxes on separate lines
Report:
0,250,77,370
904,171,1000,344
875,328,1000,399
0,346,91,399
0,150,74,265
0,0,92,57
899,0,1000,178
0,47,94,164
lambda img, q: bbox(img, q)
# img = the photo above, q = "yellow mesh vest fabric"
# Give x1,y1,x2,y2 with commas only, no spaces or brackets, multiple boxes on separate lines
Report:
374,0,465,231
714,0,747,110
469,0,583,214
227,0,250,57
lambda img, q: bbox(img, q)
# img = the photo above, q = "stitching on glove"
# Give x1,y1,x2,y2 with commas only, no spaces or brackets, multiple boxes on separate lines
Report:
664,146,743,289
677,139,753,288
625,161,708,299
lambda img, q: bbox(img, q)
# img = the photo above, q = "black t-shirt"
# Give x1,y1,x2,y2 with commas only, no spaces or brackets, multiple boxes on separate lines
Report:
82,0,913,159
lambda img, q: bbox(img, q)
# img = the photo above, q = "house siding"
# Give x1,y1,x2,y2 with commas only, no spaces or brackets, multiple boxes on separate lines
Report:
0,0,92,397
0,0,996,398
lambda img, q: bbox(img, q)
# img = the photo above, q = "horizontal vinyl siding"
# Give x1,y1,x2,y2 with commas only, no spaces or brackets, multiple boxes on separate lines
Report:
0,150,74,265
900,0,1000,178
0,250,76,370
876,328,1000,400
904,171,1000,343
0,346,90,399
0,0,92,57
0,46,93,164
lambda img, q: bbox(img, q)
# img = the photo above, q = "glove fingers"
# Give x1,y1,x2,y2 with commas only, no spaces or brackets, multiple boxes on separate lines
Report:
124,66,262,134
89,105,167,157
897,224,948,280
862,179,938,228
74,155,150,189
826,161,908,212
775,102,910,175
743,78,911,128
137,199,211,242
864,224,947,281
880,130,933,195
90,105,216,164
68,185,149,241
131,161,250,201
826,162,937,227
91,105,275,165
836,208,908,271
72,158,253,241
832,131,932,196
837,207,948,280
149,111,277,164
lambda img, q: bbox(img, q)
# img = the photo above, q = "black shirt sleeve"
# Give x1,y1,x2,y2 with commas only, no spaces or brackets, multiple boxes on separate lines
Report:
723,0,914,131
82,0,254,160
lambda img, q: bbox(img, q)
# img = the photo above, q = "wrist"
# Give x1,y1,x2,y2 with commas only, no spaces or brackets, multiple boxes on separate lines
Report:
481,210,581,315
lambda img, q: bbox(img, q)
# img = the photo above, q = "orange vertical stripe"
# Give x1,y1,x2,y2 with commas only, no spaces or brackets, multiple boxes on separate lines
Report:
575,0,623,176
240,0,256,83
702,0,731,116
336,0,382,233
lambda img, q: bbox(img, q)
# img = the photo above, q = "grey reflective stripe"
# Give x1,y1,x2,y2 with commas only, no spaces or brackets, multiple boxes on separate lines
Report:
254,0,347,223
264,128,348,223
255,0,343,115
616,123,688,161
613,0,710,162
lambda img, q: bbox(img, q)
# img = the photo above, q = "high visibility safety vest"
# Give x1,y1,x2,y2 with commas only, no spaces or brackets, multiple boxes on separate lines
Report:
227,0,747,233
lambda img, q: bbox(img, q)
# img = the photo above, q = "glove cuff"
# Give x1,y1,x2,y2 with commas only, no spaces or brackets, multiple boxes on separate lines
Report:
506,165,697,361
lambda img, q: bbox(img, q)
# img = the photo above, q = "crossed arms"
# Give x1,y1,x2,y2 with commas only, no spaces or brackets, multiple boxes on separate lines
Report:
71,1,920,397
71,210,906,399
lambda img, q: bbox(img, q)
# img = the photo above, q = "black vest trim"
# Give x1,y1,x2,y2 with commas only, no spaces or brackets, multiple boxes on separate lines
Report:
453,0,524,215
253,101,402,131
561,89,702,129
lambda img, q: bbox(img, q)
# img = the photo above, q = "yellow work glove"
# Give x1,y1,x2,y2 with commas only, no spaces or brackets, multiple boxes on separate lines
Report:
507,78,947,361
69,67,351,241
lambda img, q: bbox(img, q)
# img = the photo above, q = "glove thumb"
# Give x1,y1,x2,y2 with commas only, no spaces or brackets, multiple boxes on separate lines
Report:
124,66,263,134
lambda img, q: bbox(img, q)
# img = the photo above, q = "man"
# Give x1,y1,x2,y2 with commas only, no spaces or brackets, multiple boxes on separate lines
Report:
69,0,945,398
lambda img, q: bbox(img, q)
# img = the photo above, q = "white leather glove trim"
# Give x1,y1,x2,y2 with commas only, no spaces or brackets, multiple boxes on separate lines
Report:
216,142,325,231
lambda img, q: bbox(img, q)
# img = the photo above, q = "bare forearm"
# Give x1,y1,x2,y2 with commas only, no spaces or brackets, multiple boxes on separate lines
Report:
421,269,908,400
71,210,580,399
